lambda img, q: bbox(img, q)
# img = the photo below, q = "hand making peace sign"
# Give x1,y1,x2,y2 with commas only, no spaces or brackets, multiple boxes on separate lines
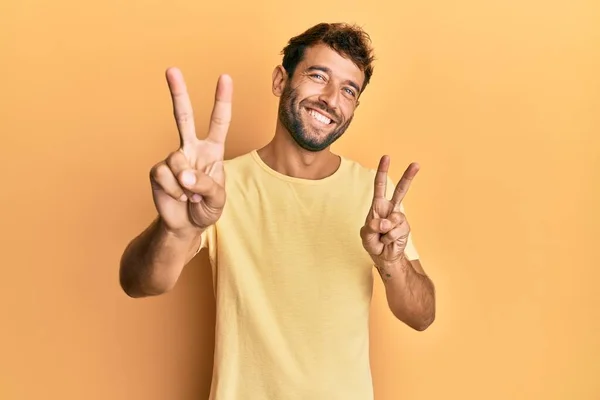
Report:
360,155,420,266
149,68,233,234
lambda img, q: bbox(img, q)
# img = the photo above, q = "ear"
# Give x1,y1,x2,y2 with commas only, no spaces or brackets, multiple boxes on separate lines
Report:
272,65,287,97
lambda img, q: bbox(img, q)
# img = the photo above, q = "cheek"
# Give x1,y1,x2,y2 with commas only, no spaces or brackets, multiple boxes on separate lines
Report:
340,106,355,123
295,80,326,99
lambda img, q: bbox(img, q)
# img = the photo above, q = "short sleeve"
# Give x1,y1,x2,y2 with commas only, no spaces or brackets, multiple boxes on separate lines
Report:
192,224,217,263
386,176,420,261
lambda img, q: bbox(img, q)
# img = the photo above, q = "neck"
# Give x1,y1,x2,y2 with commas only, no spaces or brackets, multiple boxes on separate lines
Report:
256,120,341,180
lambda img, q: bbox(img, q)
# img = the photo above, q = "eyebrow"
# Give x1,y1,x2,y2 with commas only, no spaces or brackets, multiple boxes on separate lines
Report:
305,65,361,94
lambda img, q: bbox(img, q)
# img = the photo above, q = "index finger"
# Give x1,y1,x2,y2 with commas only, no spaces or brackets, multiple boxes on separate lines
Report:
207,74,233,144
391,162,420,206
166,67,197,148
372,155,390,202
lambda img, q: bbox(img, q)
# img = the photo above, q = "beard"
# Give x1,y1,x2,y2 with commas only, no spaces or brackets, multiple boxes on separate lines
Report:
277,83,353,152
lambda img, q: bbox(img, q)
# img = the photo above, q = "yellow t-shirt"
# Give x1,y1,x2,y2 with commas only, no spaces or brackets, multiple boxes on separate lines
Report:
199,150,419,400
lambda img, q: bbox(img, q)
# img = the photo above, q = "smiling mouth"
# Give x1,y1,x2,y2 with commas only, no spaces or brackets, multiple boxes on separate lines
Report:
305,107,335,125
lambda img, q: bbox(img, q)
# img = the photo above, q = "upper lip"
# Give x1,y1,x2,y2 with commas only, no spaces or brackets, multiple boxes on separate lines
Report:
305,107,336,124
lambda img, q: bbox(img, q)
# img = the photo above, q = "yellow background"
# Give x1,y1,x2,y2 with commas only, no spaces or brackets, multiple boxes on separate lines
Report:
1,0,599,399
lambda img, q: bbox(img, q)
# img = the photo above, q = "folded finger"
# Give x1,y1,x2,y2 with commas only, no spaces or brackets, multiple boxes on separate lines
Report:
166,150,193,180
150,162,187,201
177,169,225,205
361,218,392,236
381,225,409,246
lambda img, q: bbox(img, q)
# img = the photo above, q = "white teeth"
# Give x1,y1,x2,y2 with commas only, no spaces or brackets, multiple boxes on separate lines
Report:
308,109,332,124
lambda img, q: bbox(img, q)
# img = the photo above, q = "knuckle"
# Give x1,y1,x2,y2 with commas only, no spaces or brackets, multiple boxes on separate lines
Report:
212,116,230,126
369,219,380,231
150,162,163,179
391,212,405,224
166,150,185,165
167,150,192,176
166,150,178,164
151,163,173,184
359,225,368,238
391,230,403,241
165,152,178,169
176,111,194,125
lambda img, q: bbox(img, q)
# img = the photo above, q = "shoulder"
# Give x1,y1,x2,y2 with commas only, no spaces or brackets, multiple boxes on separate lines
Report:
223,150,255,170
339,155,397,200
340,155,377,180
339,154,394,184
220,150,258,180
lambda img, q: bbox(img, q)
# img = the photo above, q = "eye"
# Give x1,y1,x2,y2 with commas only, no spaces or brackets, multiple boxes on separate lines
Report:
310,73,326,81
344,87,357,97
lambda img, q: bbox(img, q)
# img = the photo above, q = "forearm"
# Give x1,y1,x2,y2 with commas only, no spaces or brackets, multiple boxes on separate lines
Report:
119,217,203,298
375,256,436,331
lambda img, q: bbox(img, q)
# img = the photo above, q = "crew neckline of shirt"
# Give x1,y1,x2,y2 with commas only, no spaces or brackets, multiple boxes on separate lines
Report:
250,149,349,185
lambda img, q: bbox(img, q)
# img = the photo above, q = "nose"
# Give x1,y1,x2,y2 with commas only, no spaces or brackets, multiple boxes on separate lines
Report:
318,82,340,110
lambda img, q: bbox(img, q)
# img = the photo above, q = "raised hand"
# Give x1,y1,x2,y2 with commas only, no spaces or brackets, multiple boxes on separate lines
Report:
149,67,233,235
360,155,420,266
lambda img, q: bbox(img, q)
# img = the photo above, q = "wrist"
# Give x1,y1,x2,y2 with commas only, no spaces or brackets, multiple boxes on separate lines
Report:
376,252,410,270
158,218,204,242
375,253,411,276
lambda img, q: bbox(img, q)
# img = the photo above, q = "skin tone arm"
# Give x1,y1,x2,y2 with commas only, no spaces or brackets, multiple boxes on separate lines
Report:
119,218,204,297
119,68,233,298
360,156,436,331
376,257,436,331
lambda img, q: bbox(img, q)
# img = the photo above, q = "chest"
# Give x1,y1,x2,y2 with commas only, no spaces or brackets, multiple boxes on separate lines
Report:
216,180,374,273
212,178,376,314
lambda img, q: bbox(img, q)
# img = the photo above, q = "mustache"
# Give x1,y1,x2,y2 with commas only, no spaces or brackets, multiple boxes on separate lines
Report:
301,100,340,123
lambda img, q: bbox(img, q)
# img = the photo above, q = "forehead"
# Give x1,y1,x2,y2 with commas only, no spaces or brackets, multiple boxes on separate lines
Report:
298,43,365,87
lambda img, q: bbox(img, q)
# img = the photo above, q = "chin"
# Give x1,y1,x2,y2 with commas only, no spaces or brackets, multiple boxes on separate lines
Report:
292,129,342,152
293,137,328,152
289,131,328,152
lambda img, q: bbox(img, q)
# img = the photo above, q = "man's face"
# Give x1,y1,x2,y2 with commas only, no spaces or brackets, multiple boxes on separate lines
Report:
277,44,365,152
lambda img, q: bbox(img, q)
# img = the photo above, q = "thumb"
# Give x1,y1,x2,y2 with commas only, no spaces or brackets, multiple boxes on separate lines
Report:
186,180,226,230
179,169,226,208
209,160,225,186
360,218,391,255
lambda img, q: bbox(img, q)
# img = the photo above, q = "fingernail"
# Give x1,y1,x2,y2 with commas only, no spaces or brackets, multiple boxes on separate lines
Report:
191,194,202,203
181,171,196,186
179,194,188,202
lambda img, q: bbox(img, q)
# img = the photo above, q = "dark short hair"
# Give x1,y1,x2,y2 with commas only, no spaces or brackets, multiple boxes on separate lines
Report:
281,22,375,93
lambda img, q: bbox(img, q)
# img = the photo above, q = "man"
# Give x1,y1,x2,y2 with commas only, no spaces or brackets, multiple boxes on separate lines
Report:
120,22,435,400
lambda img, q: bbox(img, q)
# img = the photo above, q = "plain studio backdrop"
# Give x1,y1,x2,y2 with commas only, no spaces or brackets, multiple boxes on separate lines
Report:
1,0,598,399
